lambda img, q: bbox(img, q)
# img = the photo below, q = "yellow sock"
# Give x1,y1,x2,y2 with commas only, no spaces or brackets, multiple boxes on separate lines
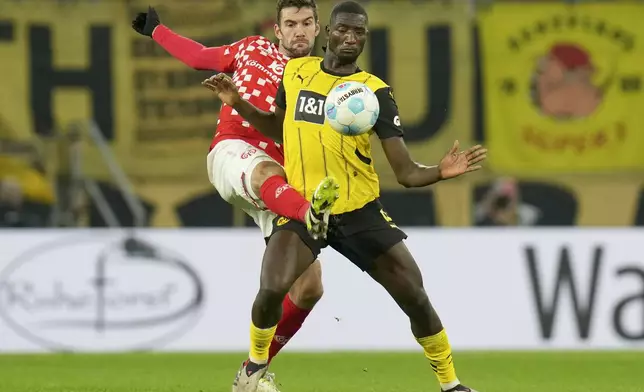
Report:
249,322,277,364
417,329,460,390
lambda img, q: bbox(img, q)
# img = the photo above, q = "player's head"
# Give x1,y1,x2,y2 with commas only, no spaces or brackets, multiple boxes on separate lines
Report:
325,1,368,64
275,0,320,58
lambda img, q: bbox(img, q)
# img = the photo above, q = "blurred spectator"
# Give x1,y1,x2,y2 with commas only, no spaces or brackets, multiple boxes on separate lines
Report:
0,140,55,227
474,178,541,226
0,175,52,227
0,179,25,227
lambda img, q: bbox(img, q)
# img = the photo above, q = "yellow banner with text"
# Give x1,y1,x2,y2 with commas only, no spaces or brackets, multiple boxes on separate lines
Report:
479,3,644,174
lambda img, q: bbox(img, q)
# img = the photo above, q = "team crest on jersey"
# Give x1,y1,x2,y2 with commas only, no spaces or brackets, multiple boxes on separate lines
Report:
267,60,284,76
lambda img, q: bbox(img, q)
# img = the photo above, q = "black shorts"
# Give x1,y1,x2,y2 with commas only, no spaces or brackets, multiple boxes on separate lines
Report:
268,199,408,271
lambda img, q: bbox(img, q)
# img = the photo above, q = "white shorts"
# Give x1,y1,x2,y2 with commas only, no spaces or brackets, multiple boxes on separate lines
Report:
207,139,279,237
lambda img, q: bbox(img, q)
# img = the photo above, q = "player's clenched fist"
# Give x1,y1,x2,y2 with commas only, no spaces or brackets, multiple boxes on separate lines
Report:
202,74,241,107
132,6,160,37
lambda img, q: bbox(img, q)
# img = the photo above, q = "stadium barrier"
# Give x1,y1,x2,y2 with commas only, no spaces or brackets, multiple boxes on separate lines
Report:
1,228,643,353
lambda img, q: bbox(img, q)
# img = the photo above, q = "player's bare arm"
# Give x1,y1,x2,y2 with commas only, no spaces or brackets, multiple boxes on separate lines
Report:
382,138,487,187
202,74,285,143
380,137,440,187
372,87,487,187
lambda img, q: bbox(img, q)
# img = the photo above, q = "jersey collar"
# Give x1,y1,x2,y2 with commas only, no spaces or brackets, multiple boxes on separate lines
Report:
320,60,362,77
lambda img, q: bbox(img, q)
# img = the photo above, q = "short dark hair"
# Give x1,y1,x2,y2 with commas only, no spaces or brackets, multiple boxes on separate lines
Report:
330,1,368,23
276,0,319,24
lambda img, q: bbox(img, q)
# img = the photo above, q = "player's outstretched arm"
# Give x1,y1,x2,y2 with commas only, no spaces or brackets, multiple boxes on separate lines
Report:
132,6,240,72
381,138,486,187
374,87,487,187
202,74,284,142
381,137,441,187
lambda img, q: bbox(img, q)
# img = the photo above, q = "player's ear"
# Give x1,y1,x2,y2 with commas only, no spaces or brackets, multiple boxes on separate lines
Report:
274,23,283,41
315,22,320,37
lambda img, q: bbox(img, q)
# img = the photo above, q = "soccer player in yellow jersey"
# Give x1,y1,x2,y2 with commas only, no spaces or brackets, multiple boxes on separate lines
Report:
204,1,486,391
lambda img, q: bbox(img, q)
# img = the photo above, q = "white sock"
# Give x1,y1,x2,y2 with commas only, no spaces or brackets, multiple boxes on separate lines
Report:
441,379,460,391
249,355,268,365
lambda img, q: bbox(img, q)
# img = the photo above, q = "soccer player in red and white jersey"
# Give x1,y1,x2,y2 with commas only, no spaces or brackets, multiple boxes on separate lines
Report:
131,2,338,391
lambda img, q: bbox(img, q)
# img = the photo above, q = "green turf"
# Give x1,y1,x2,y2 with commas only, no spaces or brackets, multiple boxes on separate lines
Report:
0,352,642,392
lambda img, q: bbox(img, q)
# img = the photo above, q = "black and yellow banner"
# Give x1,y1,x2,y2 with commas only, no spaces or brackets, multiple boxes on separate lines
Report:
127,1,264,158
479,3,644,174
0,1,274,179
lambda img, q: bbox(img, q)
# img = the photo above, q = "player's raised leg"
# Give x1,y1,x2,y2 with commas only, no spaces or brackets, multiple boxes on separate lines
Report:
251,160,339,239
252,161,309,222
367,242,477,392
233,229,321,392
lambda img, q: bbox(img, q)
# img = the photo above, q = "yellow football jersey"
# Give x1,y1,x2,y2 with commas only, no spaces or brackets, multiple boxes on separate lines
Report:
275,57,404,214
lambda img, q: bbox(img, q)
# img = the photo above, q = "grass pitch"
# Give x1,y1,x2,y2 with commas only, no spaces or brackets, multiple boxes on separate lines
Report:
0,352,642,392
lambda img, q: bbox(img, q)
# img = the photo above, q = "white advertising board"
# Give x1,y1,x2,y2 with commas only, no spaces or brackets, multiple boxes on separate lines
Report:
0,228,643,352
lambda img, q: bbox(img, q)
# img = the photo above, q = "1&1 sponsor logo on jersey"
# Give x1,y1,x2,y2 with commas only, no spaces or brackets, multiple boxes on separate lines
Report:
295,90,326,125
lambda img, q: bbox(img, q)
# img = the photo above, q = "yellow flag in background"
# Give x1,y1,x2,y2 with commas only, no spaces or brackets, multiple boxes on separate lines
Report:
479,3,644,174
